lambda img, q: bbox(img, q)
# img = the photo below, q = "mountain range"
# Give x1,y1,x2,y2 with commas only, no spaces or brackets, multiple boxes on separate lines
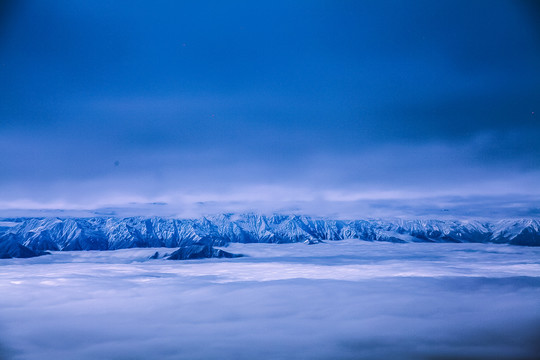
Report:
1,215,539,258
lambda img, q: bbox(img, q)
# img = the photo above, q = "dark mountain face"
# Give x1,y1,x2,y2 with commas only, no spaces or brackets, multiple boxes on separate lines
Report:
167,244,242,260
0,233,49,259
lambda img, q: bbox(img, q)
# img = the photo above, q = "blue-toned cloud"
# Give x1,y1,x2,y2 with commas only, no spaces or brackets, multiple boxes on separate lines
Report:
0,242,539,359
0,1,539,216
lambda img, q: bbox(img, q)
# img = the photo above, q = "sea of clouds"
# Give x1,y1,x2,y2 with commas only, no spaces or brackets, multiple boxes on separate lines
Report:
1,240,539,360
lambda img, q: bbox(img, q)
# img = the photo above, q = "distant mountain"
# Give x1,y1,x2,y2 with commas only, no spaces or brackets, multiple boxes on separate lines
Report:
1,215,539,258
167,244,242,260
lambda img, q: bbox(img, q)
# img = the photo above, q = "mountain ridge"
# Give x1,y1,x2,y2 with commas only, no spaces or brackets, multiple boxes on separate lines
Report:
1,215,539,258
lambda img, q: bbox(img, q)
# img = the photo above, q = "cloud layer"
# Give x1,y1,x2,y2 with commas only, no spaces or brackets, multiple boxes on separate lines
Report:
0,241,540,359
0,1,539,215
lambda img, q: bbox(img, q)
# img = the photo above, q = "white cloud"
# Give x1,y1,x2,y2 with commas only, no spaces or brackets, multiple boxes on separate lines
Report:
0,241,539,360
1,129,540,219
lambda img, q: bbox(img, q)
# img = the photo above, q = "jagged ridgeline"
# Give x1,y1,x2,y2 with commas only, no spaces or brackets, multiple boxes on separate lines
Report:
1,215,539,258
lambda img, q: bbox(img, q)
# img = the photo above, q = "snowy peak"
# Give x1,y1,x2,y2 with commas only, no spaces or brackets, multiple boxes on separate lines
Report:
1,215,539,258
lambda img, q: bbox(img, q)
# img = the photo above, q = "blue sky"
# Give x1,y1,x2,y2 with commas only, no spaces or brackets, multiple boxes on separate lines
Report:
0,0,539,218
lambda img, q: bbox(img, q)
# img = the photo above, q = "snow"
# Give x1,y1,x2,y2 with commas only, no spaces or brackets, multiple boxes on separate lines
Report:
2,215,540,258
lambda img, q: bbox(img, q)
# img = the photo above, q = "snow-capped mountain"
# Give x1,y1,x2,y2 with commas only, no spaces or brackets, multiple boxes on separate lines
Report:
0,215,539,258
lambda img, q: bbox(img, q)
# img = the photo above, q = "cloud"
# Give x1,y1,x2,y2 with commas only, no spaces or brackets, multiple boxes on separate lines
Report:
0,1,539,217
0,242,539,360
1,127,539,219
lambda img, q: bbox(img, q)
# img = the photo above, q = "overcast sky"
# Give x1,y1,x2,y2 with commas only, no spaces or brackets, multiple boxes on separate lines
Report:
0,0,539,218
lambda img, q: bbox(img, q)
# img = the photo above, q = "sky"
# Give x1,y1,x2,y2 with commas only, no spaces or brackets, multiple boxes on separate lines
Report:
0,0,539,218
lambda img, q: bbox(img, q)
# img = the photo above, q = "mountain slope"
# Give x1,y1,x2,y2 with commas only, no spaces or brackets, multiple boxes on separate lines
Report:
1,215,539,258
